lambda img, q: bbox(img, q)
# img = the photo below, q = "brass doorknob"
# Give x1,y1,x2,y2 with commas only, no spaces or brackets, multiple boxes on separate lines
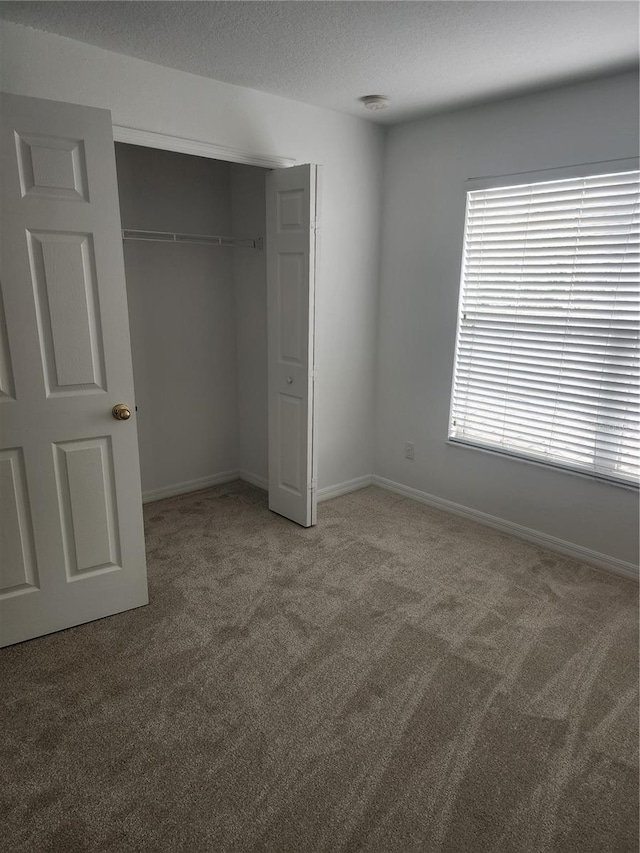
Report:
112,404,131,421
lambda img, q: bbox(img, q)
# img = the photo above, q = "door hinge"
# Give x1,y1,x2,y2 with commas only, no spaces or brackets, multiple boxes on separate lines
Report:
311,369,318,382
311,478,318,490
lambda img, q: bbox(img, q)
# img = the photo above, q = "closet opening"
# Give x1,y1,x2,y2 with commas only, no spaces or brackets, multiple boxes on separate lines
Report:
114,143,270,506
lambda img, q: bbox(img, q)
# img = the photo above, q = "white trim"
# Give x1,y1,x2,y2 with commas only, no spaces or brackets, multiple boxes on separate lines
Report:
317,475,373,502
142,470,239,503
239,470,268,491
112,125,297,170
372,475,639,581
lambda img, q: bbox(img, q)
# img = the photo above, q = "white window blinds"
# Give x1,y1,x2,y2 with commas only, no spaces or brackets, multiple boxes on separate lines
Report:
449,169,640,486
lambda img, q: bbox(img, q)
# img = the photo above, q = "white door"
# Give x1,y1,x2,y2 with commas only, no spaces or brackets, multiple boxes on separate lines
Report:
266,164,318,527
0,93,148,647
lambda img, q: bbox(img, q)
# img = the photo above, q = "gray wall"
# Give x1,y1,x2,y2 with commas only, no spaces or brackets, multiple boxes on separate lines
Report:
116,144,240,495
375,71,640,565
1,19,384,494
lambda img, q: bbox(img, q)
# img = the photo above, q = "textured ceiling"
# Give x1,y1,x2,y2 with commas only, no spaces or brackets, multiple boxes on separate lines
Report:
1,1,638,124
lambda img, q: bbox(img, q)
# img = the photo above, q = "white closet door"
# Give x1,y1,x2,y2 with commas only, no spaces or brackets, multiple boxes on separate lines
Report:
0,93,148,647
266,164,318,527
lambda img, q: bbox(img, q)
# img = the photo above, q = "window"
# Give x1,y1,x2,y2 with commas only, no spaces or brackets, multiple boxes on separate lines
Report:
449,167,640,487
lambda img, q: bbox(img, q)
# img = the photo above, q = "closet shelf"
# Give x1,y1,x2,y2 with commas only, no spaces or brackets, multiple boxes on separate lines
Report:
122,229,263,250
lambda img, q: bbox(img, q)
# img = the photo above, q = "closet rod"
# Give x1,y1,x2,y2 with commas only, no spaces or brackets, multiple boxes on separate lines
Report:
121,229,263,250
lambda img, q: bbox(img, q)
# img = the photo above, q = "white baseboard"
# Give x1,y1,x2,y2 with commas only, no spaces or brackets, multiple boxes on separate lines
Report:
317,475,373,502
141,467,637,580
144,470,367,504
372,475,639,581
142,470,240,503
239,470,268,491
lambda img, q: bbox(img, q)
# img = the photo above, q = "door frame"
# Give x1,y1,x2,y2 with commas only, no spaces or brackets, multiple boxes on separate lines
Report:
113,122,319,518
113,125,297,170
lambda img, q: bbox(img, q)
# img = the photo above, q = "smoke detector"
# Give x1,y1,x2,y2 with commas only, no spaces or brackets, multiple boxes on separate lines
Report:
361,95,389,111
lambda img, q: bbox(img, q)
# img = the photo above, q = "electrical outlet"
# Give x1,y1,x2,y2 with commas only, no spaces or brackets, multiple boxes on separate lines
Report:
404,441,415,460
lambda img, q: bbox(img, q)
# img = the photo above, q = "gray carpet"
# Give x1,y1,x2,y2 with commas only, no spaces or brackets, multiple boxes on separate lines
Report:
1,482,638,852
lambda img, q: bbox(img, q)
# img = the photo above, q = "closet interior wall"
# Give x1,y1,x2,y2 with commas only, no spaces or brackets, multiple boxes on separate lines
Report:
230,163,268,489
115,143,268,500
